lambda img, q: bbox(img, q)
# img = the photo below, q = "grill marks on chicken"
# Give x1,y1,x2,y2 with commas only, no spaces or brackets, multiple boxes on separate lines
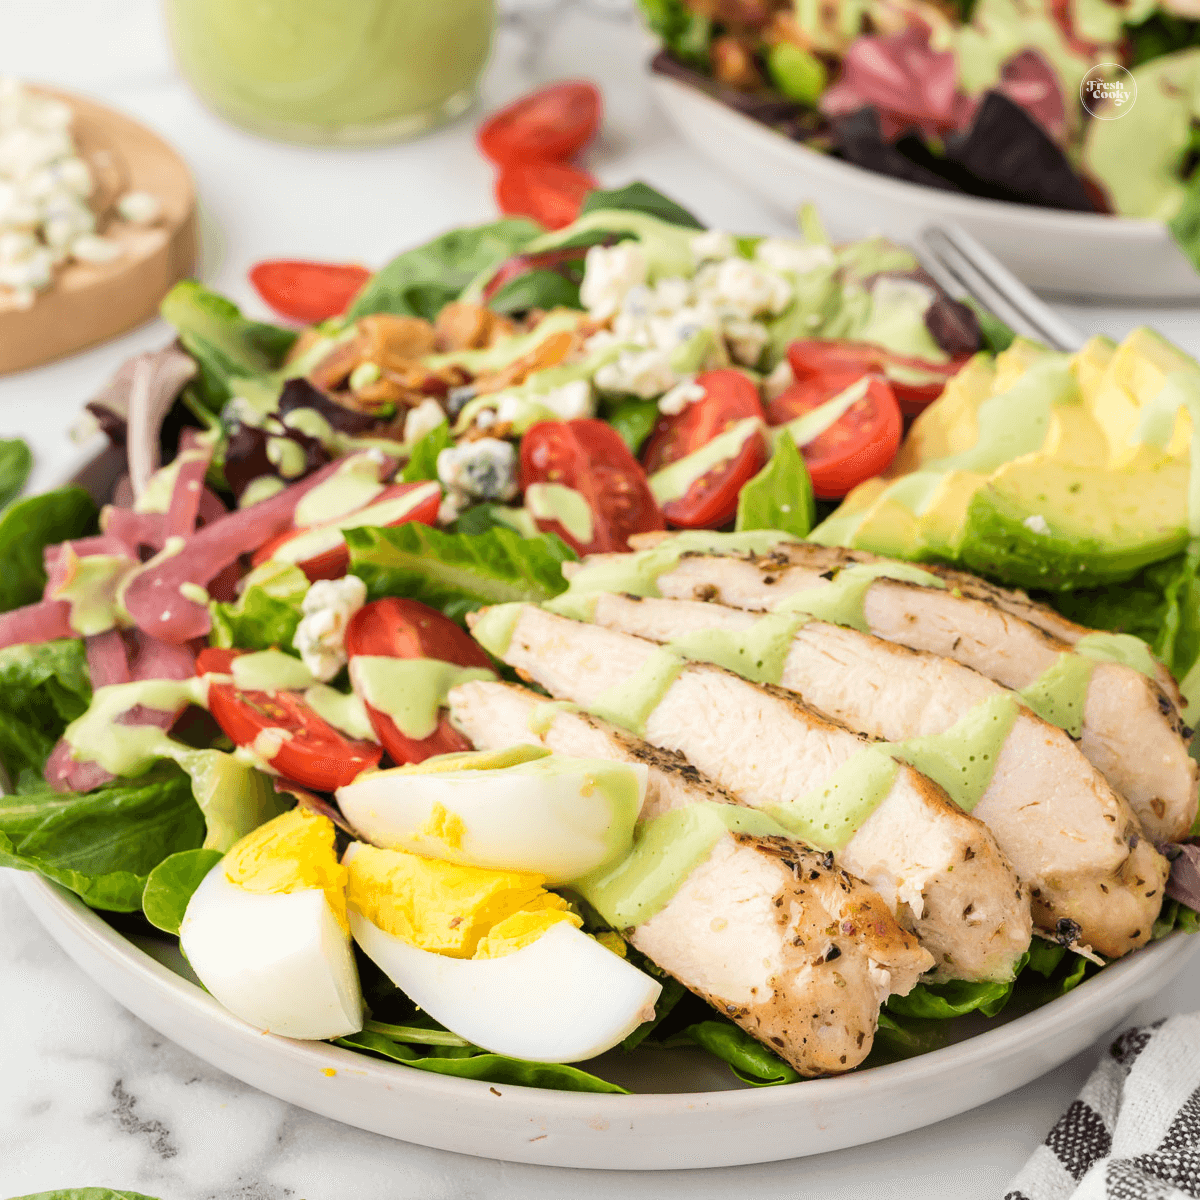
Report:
587,592,1167,958
651,544,1198,845
446,678,933,1076
467,606,1031,983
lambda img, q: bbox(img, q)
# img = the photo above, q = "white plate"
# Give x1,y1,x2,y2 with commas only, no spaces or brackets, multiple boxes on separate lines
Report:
650,73,1200,302
12,868,1200,1168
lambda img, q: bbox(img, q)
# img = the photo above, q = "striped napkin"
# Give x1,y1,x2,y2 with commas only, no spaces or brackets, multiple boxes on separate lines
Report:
1004,1013,1200,1199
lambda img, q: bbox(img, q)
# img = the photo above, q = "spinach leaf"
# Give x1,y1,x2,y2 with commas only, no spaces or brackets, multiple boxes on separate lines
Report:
0,766,206,911
680,1019,801,1086
209,561,309,652
142,847,223,933
399,422,454,483
488,269,583,315
10,1191,163,1200
886,971,1021,1020
1154,898,1200,939
161,281,296,412
335,1029,626,1093
619,946,688,1051
346,523,575,623
579,181,705,229
735,432,815,538
348,218,542,321
603,396,660,455
0,638,91,781
0,437,32,508
0,486,98,613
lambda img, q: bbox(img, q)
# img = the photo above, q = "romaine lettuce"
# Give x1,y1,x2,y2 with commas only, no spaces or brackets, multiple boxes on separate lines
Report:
0,486,98,614
0,436,32,508
0,638,91,783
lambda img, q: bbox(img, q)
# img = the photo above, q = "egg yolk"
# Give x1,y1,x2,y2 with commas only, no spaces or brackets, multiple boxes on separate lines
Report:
344,843,581,959
417,802,467,851
224,807,348,933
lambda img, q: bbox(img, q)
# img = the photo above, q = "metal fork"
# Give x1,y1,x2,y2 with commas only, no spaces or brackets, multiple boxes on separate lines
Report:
918,224,1085,353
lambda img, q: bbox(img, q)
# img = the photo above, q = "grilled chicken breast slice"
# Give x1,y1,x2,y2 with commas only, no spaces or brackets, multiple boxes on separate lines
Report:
646,544,1197,844
468,605,1031,982
587,593,1167,957
448,679,933,1076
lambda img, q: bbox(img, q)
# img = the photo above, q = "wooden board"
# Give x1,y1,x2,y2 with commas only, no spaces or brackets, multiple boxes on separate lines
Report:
0,85,197,376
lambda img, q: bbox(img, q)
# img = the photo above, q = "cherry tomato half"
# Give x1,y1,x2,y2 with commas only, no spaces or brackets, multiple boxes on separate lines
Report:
495,161,596,231
207,683,381,791
783,340,968,418
520,419,665,555
195,646,241,676
248,260,371,325
252,482,441,582
477,81,602,165
345,598,492,766
641,369,769,530
773,374,903,499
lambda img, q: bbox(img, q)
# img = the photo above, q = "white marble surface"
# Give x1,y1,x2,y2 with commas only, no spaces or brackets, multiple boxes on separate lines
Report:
2,2,1200,1197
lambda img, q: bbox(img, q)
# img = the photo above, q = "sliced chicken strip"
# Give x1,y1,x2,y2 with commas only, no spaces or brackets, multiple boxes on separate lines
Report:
448,679,933,1076
586,592,1168,956
468,605,1032,980
631,544,1198,845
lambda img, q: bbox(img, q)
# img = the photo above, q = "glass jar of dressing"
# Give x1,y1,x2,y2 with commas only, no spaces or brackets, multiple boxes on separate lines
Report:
163,0,495,145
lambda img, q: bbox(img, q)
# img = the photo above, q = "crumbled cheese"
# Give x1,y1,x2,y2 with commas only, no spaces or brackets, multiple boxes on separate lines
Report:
690,229,737,264
116,190,161,225
403,397,447,445
292,575,368,683
692,257,792,319
534,378,594,420
763,359,795,401
658,377,706,416
436,437,518,502
723,317,769,367
1023,514,1050,535
754,238,835,276
593,346,679,399
579,242,648,321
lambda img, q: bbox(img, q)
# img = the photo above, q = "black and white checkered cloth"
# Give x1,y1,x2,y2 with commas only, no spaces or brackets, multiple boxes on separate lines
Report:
1005,1014,1200,1199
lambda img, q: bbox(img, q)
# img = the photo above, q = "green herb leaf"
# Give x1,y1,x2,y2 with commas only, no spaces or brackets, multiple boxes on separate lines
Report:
208,561,309,652
579,181,705,230
0,766,207,911
735,431,815,538
335,1030,627,1093
346,523,576,623
0,437,32,508
399,422,454,483
0,638,91,780
680,1019,801,1086
142,847,223,933
604,397,660,455
348,219,543,322
0,486,98,614
487,269,583,315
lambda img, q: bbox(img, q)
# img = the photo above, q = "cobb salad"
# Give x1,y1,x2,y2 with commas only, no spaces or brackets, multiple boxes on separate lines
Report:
639,0,1200,273
1,182,1197,1094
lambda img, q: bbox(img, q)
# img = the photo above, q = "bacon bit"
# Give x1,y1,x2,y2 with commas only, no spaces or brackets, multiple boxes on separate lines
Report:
711,35,766,90
358,314,437,368
472,329,579,395
435,303,516,352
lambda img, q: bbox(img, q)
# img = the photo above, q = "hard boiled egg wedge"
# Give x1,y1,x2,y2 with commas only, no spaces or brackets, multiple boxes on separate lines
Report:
336,746,646,884
343,842,661,1062
180,807,364,1040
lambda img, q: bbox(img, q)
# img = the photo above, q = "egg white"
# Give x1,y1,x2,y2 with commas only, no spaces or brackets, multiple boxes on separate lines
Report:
180,865,363,1041
336,755,647,884
348,907,662,1063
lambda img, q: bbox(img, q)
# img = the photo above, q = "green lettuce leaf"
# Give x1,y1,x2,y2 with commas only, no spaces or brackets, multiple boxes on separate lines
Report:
603,396,660,455
636,0,714,67
348,218,542,322
886,972,1021,1020
1154,898,1200,938
487,269,583,315
735,432,815,538
579,181,705,229
0,486,99,613
679,1019,801,1086
161,281,296,413
335,1029,626,1093
346,523,576,623
962,296,1017,354
209,560,308,652
399,422,454,483
0,766,206,911
0,436,32,508
142,847,223,933
0,638,92,782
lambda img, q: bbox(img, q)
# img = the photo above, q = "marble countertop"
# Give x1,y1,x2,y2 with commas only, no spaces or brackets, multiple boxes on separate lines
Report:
2,3,1199,1197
